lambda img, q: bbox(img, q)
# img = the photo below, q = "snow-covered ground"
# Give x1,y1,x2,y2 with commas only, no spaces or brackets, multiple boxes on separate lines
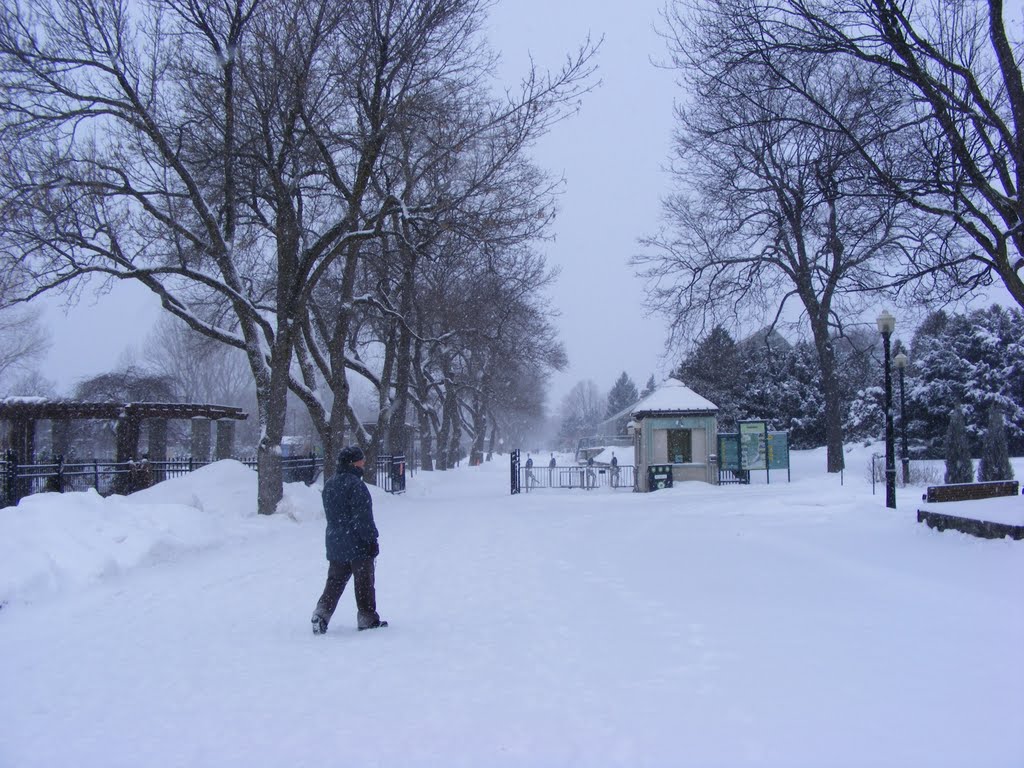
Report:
1,446,1021,768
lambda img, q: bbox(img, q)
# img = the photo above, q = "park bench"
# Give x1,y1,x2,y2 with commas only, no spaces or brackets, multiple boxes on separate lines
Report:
921,480,1018,504
917,480,1023,540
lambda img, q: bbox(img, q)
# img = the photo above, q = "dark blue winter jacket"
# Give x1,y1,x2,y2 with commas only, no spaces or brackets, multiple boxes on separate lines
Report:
322,464,378,562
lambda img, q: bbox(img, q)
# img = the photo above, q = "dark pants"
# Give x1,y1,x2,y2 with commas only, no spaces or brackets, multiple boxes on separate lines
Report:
314,557,379,628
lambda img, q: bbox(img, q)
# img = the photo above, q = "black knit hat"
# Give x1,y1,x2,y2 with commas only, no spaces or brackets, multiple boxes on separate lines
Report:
338,445,365,466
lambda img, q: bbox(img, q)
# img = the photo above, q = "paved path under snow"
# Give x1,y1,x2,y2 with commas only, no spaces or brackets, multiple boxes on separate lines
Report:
2,462,1022,767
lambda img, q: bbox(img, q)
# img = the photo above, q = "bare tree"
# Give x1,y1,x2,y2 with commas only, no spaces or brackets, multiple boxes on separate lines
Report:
0,305,48,392
676,0,1024,310
0,0,350,512
143,316,252,408
288,16,596,473
638,7,947,472
2,0,568,509
558,380,606,446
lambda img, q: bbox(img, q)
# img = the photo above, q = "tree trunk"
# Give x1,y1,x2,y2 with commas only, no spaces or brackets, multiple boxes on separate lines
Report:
324,246,363,479
257,355,290,515
412,340,435,471
436,395,451,471
446,385,462,468
387,253,415,461
469,392,486,466
811,323,845,473
418,415,435,470
487,422,498,460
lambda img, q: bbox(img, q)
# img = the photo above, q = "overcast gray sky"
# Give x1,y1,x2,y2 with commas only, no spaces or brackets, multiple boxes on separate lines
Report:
486,0,676,405
36,0,677,407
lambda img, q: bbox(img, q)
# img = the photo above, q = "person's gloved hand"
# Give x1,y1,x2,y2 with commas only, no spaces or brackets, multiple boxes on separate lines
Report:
369,540,380,557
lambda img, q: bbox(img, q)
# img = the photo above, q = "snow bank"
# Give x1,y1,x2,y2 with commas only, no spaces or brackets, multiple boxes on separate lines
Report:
0,460,324,606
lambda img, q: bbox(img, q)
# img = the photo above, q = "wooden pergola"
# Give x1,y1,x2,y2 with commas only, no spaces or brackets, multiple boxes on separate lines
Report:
0,399,248,464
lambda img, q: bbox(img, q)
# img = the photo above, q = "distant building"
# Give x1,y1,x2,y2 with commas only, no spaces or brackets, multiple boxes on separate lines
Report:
627,379,719,489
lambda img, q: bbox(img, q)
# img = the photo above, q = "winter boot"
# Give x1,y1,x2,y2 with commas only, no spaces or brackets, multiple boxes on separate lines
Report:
357,616,388,631
311,613,328,635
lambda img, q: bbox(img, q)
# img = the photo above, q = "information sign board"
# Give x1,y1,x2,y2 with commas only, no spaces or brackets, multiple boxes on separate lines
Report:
739,421,768,471
767,432,789,471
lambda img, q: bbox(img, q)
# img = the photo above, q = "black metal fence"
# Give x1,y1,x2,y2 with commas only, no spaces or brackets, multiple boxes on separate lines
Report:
0,449,420,508
717,468,750,485
376,454,407,494
1,451,326,508
511,456,637,493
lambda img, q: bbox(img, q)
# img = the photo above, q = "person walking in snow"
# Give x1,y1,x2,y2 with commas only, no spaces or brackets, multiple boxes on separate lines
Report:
525,453,535,489
312,445,387,634
610,452,619,487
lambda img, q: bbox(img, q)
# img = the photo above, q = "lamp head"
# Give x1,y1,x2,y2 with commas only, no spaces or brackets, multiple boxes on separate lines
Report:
894,352,908,369
876,309,896,336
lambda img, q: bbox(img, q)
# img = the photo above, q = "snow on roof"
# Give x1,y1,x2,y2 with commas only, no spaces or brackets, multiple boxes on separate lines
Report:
630,378,718,415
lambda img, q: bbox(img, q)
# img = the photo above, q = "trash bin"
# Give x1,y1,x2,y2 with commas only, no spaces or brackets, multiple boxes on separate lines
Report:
647,464,674,491
390,455,406,493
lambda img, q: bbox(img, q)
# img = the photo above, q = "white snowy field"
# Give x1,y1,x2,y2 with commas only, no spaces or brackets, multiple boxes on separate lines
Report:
1,447,1022,768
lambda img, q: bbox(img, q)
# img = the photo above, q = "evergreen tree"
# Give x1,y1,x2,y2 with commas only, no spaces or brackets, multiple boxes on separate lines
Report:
757,341,825,449
605,372,640,435
944,406,973,484
978,407,1014,482
675,325,746,428
606,372,639,417
907,306,1024,457
908,311,974,455
844,385,884,442
641,374,657,397
735,336,789,428
969,306,1024,455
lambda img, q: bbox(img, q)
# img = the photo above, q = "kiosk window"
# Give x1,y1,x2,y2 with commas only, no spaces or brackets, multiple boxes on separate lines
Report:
668,429,692,464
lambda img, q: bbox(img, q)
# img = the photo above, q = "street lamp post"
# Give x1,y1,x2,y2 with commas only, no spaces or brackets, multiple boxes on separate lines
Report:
877,310,897,509
894,351,910,486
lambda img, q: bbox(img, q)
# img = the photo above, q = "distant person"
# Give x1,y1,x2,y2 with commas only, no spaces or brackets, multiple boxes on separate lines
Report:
548,453,556,485
525,453,535,489
610,452,619,487
586,455,596,489
549,454,556,468
311,445,387,635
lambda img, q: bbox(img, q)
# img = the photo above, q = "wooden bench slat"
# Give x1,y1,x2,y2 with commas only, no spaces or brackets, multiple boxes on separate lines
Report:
922,481,1019,504
916,509,1024,540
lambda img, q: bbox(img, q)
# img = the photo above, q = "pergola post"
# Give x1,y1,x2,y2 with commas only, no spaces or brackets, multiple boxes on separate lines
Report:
215,419,235,460
148,419,168,483
51,419,72,459
191,417,211,463
11,418,36,463
148,419,168,462
113,411,143,494
114,412,142,464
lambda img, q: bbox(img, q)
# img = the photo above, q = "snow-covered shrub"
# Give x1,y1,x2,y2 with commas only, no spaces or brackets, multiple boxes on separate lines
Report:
944,406,973,484
978,407,1014,482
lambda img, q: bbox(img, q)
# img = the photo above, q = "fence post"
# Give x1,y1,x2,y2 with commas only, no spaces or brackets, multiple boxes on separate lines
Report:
376,454,392,492
4,450,16,506
56,454,65,493
510,449,520,495
93,460,100,493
